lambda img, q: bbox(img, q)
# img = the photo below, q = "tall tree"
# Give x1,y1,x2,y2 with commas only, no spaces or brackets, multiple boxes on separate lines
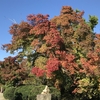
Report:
1,6,100,99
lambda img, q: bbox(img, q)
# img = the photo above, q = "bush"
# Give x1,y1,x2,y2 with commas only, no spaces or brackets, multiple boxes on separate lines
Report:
14,85,35,100
3,86,16,100
3,85,61,100
14,85,61,100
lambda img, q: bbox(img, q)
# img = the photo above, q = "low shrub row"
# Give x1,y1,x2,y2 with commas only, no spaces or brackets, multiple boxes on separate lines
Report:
3,85,61,100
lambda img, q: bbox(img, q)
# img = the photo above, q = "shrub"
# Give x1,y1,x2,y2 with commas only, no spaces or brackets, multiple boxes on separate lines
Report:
3,86,16,100
3,85,60,100
14,85,60,100
14,85,35,100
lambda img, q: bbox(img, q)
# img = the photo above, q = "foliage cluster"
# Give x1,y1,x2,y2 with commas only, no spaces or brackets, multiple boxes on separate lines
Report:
0,56,28,86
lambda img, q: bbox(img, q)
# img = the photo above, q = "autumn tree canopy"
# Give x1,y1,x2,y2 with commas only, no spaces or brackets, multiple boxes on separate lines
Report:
0,56,28,86
1,6,100,99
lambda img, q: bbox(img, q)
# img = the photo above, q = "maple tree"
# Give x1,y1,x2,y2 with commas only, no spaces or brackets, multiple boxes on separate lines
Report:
1,6,100,99
0,56,28,86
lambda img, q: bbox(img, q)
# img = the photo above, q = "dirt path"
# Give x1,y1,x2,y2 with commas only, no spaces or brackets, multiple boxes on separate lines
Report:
0,93,6,100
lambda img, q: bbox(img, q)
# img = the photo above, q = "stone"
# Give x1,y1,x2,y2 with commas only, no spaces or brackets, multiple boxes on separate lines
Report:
41,85,50,94
37,94,51,100
37,86,51,100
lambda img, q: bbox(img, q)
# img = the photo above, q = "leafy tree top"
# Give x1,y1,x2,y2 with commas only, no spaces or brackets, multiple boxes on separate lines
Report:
1,6,100,99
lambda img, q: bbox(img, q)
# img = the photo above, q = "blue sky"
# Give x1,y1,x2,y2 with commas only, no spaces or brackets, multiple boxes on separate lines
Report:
0,0,100,61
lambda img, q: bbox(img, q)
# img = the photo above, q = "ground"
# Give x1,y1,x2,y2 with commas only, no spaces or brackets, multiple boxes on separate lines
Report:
0,93,6,100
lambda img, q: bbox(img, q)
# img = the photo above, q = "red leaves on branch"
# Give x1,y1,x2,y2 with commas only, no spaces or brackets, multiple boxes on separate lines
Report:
0,56,28,84
32,58,60,78
27,14,49,23
46,58,60,77
29,21,50,35
55,50,78,74
43,26,63,48
28,14,50,35
79,50,100,75
31,67,45,77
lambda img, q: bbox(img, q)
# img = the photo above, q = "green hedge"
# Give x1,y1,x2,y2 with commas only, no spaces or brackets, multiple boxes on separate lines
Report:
3,86,16,100
3,85,61,100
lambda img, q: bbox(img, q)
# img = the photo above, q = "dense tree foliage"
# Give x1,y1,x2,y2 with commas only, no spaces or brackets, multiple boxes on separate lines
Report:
0,56,28,86
0,6,100,99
